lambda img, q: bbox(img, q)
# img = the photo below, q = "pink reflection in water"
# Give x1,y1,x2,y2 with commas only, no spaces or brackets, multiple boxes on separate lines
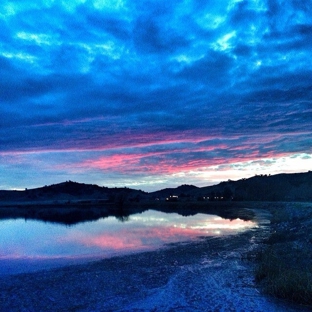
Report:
58,212,256,254
0,211,256,262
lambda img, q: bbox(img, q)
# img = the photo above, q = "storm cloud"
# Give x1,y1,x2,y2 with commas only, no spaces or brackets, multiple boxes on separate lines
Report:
0,0,311,190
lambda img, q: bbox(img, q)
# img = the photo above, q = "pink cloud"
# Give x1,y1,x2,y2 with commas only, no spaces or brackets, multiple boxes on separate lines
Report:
75,146,294,176
1,127,306,182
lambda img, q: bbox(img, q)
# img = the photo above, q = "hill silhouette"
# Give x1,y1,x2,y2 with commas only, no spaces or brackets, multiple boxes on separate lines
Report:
190,171,312,202
0,181,148,205
1,171,312,204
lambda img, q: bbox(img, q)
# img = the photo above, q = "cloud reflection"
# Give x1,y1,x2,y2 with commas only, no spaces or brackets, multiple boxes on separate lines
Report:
0,211,256,262
58,211,256,253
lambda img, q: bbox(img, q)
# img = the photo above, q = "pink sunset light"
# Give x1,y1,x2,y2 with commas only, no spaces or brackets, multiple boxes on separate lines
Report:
57,213,256,254
0,0,311,191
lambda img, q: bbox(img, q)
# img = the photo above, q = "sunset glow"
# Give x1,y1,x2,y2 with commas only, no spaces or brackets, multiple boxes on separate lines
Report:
0,0,311,190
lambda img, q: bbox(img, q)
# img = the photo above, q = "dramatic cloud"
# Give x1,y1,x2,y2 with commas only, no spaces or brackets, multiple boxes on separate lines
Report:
0,0,311,190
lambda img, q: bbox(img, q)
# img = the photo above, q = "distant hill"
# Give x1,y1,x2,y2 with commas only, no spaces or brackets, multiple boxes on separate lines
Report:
1,171,312,204
147,171,312,202
191,171,312,201
149,184,198,199
0,181,148,205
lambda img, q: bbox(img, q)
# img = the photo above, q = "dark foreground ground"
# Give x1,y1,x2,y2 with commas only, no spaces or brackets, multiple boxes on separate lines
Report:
0,202,311,311
252,202,312,307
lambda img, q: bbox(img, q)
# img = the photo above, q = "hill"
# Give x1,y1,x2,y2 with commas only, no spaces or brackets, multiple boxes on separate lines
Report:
147,171,312,202
1,171,312,204
0,181,148,205
191,171,312,201
149,184,198,199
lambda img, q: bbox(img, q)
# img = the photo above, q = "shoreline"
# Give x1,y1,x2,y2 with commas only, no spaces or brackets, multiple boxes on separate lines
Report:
0,200,255,225
0,202,311,310
0,223,278,311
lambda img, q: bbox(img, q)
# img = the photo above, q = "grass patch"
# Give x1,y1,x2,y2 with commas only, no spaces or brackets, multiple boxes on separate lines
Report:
255,247,312,305
254,202,312,307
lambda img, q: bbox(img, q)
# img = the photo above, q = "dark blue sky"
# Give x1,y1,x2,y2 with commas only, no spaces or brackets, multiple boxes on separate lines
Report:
1,0,312,191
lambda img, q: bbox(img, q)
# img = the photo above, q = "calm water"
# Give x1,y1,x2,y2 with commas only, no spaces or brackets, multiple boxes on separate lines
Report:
0,210,256,274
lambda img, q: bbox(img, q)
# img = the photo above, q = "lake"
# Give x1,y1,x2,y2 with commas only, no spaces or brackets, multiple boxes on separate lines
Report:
0,209,256,275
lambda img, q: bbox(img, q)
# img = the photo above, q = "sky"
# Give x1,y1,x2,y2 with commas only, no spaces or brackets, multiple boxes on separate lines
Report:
1,0,312,191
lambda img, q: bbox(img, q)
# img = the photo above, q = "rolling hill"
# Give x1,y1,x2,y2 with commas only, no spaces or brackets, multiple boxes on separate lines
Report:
1,171,312,204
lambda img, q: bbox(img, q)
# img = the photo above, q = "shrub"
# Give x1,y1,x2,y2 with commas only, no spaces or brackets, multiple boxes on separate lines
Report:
256,246,312,306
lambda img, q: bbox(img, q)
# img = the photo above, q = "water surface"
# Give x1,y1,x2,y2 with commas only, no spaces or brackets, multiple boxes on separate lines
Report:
0,209,256,274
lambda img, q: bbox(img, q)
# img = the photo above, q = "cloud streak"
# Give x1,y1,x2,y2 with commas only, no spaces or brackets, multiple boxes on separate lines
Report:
0,0,311,190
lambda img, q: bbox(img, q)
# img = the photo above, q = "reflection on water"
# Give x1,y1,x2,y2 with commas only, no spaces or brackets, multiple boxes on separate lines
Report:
0,210,256,274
